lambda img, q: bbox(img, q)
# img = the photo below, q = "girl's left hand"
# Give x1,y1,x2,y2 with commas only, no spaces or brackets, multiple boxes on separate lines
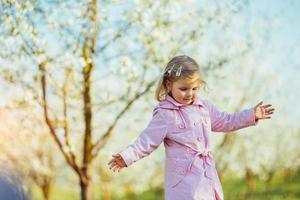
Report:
254,101,275,121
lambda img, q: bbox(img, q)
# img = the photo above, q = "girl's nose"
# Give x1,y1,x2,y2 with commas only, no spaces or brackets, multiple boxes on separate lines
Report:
186,90,193,97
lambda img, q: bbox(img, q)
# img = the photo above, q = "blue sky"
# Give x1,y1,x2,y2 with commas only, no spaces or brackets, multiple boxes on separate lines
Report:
251,0,299,65
0,0,299,109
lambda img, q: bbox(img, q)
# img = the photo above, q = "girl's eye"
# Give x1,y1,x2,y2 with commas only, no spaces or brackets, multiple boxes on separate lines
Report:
179,88,187,91
193,88,199,91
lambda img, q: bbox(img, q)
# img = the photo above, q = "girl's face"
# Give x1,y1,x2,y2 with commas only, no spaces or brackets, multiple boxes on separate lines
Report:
166,74,200,105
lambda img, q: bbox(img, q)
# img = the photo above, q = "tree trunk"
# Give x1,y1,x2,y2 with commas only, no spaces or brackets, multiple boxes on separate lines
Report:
264,170,274,190
41,184,51,200
283,168,292,183
80,176,92,200
245,167,254,193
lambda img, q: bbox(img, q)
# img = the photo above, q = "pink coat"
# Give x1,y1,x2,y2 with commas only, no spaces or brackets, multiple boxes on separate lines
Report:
119,95,257,200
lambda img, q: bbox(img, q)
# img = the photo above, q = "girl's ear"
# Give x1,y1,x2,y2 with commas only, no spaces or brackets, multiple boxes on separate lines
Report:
166,80,172,93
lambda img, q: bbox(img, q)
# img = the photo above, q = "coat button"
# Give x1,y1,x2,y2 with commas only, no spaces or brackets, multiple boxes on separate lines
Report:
178,124,184,129
197,137,202,141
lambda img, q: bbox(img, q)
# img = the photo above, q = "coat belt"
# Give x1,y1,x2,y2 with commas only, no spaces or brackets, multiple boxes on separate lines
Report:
172,150,213,188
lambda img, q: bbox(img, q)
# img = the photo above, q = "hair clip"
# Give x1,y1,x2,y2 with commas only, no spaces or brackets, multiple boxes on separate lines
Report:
166,64,175,77
176,65,182,76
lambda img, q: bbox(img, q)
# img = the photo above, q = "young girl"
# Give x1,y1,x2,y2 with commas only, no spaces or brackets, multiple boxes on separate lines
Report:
108,55,275,200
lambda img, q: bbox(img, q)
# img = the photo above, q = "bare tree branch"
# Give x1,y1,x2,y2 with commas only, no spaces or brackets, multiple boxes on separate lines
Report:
39,62,81,176
82,41,94,166
91,79,157,158
62,67,72,148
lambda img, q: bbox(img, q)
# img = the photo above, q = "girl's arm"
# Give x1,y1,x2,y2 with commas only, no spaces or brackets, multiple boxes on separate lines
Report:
108,108,168,171
204,100,274,132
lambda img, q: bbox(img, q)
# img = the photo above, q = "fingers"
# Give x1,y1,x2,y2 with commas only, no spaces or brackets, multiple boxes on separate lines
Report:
263,104,272,108
267,108,275,114
117,167,123,173
255,102,275,119
267,108,275,111
108,158,116,168
262,112,274,119
256,102,275,110
112,154,120,158
108,154,126,173
262,116,271,119
108,159,114,165
108,155,121,166
108,155,119,165
264,107,275,116
112,165,124,172
108,159,123,172
110,164,121,172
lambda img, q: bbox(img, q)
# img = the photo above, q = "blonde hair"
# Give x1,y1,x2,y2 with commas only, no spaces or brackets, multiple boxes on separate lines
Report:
155,55,206,101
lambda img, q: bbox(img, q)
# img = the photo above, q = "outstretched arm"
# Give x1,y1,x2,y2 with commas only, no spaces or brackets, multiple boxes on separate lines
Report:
108,108,168,172
205,100,275,132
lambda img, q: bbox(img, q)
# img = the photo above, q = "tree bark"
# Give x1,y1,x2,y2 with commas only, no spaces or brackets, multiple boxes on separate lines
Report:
80,180,92,200
245,167,254,193
41,184,51,200
80,166,92,200
283,168,292,183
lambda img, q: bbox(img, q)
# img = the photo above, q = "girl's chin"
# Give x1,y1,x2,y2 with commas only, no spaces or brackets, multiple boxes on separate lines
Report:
181,99,193,104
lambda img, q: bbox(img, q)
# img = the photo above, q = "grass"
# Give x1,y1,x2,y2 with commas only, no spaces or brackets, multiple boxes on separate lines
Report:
119,170,300,200
223,173,300,200
31,170,300,200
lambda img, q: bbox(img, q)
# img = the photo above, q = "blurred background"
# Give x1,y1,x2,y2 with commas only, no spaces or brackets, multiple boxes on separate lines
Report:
0,0,299,199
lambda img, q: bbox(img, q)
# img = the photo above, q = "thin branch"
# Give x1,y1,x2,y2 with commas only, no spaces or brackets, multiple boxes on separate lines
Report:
81,0,98,166
39,62,81,176
62,67,72,148
91,79,157,158
97,21,132,54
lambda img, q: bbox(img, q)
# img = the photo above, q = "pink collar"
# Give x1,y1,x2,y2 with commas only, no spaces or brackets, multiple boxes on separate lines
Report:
159,95,204,109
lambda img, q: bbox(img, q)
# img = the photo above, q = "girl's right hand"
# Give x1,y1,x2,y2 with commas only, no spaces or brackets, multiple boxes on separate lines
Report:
108,154,127,172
